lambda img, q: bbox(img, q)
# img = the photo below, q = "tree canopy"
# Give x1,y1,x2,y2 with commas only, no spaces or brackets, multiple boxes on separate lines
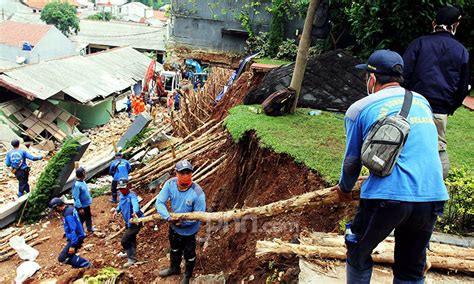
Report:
40,1,80,36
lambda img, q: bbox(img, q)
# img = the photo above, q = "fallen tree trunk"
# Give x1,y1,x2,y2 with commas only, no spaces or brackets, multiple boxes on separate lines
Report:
131,185,359,224
256,237,474,273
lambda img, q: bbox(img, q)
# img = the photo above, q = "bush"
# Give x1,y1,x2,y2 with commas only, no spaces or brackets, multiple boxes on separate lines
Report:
275,38,298,61
245,31,271,57
438,167,474,234
24,139,80,222
86,12,113,21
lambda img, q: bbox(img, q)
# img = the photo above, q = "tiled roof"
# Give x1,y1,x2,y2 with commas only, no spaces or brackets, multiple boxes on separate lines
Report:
153,10,168,22
25,0,80,9
0,21,51,47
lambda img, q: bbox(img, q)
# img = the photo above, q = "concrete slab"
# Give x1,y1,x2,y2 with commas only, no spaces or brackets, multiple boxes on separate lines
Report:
117,112,152,149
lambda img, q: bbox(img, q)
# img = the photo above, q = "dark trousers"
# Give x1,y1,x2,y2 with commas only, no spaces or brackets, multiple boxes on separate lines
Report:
58,238,90,268
77,206,93,232
121,224,141,260
348,199,444,282
14,168,30,197
111,180,118,202
169,227,196,277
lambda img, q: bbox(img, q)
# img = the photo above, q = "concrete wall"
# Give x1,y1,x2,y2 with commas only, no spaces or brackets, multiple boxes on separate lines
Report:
58,98,113,130
169,0,305,53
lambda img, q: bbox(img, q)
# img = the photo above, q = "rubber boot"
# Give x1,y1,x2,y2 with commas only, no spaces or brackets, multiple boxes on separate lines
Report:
180,259,195,284
159,250,181,277
69,255,91,268
346,261,372,284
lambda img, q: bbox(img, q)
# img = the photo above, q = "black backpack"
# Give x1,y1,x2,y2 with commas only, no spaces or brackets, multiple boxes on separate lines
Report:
262,87,296,116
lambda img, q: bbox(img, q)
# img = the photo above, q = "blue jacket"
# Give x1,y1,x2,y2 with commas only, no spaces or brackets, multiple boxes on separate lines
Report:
62,206,85,246
116,191,143,228
109,158,131,181
403,31,470,115
339,87,449,202
5,149,41,170
72,179,92,208
156,178,206,236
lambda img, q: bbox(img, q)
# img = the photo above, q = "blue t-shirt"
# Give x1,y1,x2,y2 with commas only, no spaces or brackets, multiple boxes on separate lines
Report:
72,179,92,208
63,206,85,246
109,158,131,181
339,87,449,202
116,192,143,228
5,149,41,170
156,178,206,236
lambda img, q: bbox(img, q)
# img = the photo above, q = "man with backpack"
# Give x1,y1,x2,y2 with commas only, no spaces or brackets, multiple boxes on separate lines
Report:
5,139,43,197
49,197,91,269
109,151,132,203
156,160,206,284
72,167,94,234
334,50,449,283
403,5,470,179
112,178,143,268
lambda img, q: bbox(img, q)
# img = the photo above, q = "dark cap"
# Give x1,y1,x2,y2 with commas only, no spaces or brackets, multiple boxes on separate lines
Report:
435,6,461,26
117,178,129,189
75,167,86,177
11,139,20,148
175,160,193,172
356,50,404,75
115,151,122,157
49,197,64,209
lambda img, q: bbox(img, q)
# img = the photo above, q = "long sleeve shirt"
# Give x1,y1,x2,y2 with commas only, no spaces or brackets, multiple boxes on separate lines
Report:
5,149,41,170
116,192,143,228
403,31,470,115
62,206,85,246
156,178,206,236
109,158,132,181
72,179,92,208
339,87,448,202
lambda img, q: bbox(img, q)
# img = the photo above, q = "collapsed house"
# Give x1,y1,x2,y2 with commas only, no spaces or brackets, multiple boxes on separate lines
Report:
0,47,153,141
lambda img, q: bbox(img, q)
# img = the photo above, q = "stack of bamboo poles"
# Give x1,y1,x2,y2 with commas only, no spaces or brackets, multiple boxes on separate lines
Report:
172,67,233,136
256,231,474,273
130,120,226,189
0,228,50,262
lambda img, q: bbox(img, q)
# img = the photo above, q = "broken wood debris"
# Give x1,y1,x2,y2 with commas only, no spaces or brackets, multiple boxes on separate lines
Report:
0,236,50,262
255,231,474,273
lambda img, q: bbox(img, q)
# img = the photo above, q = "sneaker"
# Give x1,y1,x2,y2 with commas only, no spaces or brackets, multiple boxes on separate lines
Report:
117,252,127,258
123,258,137,268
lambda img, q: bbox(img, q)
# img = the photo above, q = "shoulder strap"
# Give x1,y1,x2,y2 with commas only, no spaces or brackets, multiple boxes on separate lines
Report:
399,89,413,118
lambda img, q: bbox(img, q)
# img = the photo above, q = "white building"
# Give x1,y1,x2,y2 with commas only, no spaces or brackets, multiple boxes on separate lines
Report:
118,2,154,21
0,21,76,70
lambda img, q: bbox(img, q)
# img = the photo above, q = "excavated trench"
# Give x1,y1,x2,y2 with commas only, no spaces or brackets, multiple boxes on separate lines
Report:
192,132,354,281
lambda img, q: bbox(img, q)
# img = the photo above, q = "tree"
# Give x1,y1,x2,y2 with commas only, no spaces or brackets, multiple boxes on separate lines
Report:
289,0,320,113
40,1,80,36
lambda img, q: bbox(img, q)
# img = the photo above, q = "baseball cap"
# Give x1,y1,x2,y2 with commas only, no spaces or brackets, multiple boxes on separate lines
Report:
117,178,129,189
355,50,404,75
176,160,193,172
435,6,461,26
49,197,64,209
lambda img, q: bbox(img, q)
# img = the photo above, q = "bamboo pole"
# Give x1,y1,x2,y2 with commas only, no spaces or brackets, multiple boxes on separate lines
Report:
192,155,228,181
0,228,26,244
131,186,351,224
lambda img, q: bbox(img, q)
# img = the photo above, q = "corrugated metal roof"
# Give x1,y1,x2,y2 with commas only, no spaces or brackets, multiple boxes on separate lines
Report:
0,47,158,103
69,20,167,51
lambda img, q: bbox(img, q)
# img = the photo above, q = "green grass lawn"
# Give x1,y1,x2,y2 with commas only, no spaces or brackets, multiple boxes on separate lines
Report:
447,107,474,171
255,58,293,65
225,105,346,184
225,105,473,184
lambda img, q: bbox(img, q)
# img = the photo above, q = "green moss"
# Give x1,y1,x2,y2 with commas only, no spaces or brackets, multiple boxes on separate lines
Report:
225,105,345,184
82,267,122,283
24,138,80,222
255,57,293,65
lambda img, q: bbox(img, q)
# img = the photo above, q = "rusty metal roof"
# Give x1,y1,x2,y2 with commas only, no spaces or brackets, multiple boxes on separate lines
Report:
0,47,156,103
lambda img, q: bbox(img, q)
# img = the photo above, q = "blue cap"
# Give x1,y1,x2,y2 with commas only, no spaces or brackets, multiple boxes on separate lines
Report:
356,50,404,75
117,178,128,189
176,160,193,172
49,197,64,209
